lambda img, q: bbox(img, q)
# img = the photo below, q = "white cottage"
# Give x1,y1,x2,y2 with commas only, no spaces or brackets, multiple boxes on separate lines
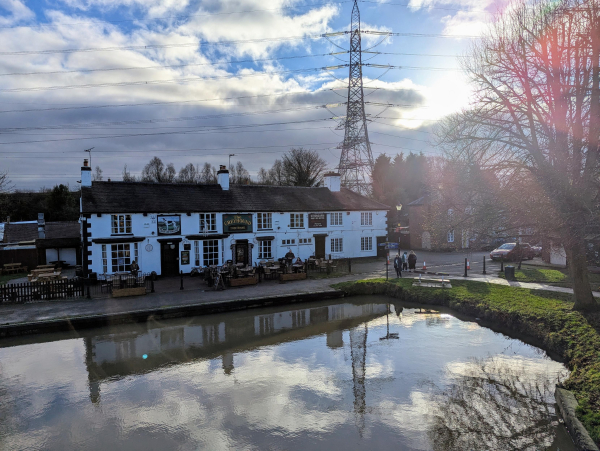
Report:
79,160,389,276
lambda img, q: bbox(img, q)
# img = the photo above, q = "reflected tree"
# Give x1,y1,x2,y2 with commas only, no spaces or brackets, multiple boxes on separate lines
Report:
428,358,566,451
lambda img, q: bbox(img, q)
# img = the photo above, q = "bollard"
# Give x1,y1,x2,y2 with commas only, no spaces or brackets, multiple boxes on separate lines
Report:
483,255,487,275
87,286,91,299
348,258,352,274
500,256,504,272
327,262,331,275
180,270,184,290
464,257,468,277
151,278,155,293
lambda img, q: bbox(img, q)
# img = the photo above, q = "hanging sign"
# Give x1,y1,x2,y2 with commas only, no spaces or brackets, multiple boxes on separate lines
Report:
157,215,181,235
223,214,253,233
308,213,327,228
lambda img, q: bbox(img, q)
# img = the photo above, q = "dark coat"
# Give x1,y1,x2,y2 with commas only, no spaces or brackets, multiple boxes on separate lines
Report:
408,253,417,268
393,256,401,268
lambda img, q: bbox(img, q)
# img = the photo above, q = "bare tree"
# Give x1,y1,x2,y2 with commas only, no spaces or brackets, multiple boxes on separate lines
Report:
281,148,328,186
177,163,198,184
92,166,103,182
140,157,176,183
437,0,600,310
199,162,216,184
257,167,271,184
0,171,14,193
268,159,285,185
122,165,136,182
229,161,251,185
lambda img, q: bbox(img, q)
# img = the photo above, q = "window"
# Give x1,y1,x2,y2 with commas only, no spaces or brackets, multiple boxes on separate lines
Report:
290,213,304,228
331,238,343,253
111,243,133,272
257,213,272,230
101,245,108,274
111,214,131,234
194,241,200,266
447,230,455,243
361,237,372,251
361,212,372,226
259,240,272,259
203,240,219,266
330,212,343,226
282,239,295,246
199,213,217,233
299,238,312,245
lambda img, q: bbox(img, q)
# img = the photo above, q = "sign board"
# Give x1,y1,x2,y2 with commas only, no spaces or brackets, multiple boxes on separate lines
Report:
223,214,253,233
378,242,399,249
157,215,181,235
308,213,327,228
181,250,190,265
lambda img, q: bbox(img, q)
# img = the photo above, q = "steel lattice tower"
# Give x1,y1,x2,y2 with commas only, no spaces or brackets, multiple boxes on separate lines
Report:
338,0,374,195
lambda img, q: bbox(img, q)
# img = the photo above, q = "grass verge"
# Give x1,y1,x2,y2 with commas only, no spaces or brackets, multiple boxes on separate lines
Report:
332,278,600,445
497,267,600,291
0,273,26,285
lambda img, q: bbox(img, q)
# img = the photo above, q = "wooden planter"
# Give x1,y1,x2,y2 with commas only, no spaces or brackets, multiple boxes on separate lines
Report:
112,287,147,298
279,272,307,283
229,276,258,287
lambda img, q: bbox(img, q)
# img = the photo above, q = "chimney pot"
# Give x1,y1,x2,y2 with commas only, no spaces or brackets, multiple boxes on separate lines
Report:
83,159,89,167
81,159,92,187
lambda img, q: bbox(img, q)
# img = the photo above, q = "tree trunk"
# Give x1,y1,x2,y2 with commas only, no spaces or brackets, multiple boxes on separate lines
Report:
566,237,597,310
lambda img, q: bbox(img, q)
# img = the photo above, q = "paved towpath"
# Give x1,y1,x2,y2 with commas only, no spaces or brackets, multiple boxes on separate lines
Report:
0,257,597,329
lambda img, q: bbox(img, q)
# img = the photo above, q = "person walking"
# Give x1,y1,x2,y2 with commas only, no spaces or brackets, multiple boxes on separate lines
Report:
408,250,417,272
393,253,402,278
402,251,408,271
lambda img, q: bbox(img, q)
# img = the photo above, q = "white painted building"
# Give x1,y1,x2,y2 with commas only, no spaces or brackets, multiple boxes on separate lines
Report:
79,161,389,276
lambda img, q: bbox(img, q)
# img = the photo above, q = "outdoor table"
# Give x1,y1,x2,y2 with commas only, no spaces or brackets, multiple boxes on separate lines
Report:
292,264,304,273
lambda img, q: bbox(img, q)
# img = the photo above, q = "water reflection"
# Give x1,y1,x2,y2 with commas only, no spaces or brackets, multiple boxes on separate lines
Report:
0,297,575,451
428,357,572,451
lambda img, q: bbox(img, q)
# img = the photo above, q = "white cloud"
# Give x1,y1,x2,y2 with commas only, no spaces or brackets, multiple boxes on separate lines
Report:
0,0,34,26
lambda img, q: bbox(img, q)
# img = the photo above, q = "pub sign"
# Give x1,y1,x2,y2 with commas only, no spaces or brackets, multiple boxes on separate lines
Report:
223,214,253,233
308,213,327,228
157,215,181,235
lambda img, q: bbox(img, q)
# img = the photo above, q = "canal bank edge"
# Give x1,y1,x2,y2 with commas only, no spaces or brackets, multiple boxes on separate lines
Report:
556,388,600,451
0,290,344,338
332,278,600,449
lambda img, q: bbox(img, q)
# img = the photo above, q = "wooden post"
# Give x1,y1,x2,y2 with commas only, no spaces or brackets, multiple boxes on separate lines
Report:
180,270,184,290
464,257,468,277
483,255,487,275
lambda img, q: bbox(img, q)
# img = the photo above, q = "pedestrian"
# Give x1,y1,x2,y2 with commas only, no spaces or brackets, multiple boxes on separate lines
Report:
402,251,408,271
408,250,417,272
393,253,402,278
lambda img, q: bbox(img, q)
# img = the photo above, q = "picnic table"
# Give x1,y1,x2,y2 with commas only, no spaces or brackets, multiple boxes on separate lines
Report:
2,263,27,274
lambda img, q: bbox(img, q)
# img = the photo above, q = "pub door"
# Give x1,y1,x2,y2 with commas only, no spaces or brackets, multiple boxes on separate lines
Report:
314,236,326,259
376,236,387,258
235,240,249,266
161,242,179,276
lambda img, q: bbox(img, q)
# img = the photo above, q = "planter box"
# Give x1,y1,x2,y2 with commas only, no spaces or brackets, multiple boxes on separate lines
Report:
112,287,147,298
230,276,258,287
280,272,307,283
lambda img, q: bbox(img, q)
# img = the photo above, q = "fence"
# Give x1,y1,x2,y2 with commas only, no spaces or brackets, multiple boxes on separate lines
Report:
0,273,152,304
0,278,84,304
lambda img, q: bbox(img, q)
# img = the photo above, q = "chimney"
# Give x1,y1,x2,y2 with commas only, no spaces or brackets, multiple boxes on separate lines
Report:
217,165,230,191
323,172,341,192
38,213,45,239
81,158,92,187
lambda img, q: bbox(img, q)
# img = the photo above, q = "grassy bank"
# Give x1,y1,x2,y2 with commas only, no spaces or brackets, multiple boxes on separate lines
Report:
332,278,600,445
0,273,25,285
498,267,600,291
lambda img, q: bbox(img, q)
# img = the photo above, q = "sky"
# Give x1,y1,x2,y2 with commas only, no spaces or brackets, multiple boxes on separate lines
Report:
0,0,510,190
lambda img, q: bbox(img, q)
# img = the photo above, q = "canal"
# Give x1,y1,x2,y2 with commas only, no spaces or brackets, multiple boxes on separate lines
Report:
0,295,574,450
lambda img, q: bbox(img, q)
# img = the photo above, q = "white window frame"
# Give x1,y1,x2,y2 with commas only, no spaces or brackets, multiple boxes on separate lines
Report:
111,214,132,235
282,238,295,246
360,212,372,226
331,238,343,253
101,244,108,274
447,230,455,243
299,238,312,245
361,236,372,251
259,240,272,259
290,213,304,229
111,243,132,272
257,213,272,231
330,212,343,226
203,239,219,266
199,213,217,233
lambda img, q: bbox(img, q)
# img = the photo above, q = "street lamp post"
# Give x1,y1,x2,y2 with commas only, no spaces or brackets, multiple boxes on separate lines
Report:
229,154,235,169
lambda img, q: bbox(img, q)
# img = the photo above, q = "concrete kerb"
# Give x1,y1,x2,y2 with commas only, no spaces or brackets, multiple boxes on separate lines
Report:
0,290,345,338
556,387,600,451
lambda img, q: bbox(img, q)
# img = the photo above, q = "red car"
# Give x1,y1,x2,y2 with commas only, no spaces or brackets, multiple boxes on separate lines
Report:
490,243,535,261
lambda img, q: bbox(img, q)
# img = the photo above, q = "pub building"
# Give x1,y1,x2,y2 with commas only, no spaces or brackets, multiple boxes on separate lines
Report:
79,160,389,276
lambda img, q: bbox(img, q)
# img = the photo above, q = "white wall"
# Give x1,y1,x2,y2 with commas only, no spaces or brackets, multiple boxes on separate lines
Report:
87,210,387,275
550,241,567,267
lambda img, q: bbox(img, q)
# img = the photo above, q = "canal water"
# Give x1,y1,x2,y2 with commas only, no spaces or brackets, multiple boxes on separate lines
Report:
0,296,574,450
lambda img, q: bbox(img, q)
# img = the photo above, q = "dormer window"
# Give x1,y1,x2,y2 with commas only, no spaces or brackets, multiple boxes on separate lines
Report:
200,213,217,233
111,214,131,234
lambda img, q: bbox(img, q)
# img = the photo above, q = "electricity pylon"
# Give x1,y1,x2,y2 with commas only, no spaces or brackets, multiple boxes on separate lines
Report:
338,0,374,195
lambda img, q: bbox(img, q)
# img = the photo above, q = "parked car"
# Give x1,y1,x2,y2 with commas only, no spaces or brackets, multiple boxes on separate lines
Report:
531,245,542,257
490,243,535,261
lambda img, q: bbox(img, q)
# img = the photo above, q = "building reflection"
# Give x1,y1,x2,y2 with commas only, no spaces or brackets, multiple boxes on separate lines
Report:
84,301,388,403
